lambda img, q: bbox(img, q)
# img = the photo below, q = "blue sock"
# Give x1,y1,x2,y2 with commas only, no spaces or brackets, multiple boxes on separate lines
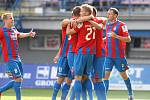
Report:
104,80,109,94
73,80,82,100
85,79,93,100
61,83,70,100
70,85,75,100
94,82,106,100
0,80,15,93
13,81,21,100
124,78,133,96
82,81,87,100
52,82,61,100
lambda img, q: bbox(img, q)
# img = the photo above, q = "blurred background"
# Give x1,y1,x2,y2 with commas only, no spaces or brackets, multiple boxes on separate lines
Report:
0,0,150,99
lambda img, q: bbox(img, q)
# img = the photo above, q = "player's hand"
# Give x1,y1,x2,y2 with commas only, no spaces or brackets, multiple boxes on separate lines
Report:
29,28,36,38
53,55,59,63
110,32,117,38
70,19,77,28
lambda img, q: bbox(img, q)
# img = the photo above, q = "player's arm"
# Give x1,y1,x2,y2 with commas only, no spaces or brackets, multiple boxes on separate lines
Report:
16,29,36,38
66,23,77,35
53,48,61,63
111,24,131,42
62,18,70,28
111,32,131,42
88,20,103,30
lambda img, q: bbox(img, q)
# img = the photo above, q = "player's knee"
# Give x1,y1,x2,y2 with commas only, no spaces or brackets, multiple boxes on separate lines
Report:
120,72,128,80
104,71,111,80
15,77,23,82
75,76,82,80
57,77,65,84
66,78,72,84
82,75,88,81
6,72,13,77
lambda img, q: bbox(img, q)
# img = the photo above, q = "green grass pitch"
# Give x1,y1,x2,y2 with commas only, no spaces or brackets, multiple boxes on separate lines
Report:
1,88,150,100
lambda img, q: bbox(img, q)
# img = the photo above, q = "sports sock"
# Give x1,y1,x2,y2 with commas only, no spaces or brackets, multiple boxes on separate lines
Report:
70,86,75,100
52,82,61,100
13,81,21,100
61,83,70,100
82,81,87,100
85,79,93,100
124,78,133,96
73,80,82,100
104,80,109,94
94,82,106,100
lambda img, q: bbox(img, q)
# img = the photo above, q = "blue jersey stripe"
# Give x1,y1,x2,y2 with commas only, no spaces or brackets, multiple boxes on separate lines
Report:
68,44,73,52
114,22,121,58
107,24,113,57
61,35,68,56
3,28,13,60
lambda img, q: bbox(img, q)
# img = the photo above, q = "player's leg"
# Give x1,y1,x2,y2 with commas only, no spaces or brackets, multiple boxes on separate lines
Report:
0,62,15,94
71,54,86,100
83,54,94,100
82,75,93,100
52,56,67,100
61,77,72,100
8,61,23,100
103,57,114,94
0,73,15,93
114,58,134,100
93,57,106,100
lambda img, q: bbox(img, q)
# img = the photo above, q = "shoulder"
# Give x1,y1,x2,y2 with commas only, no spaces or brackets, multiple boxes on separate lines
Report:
0,28,3,34
118,20,126,26
62,18,70,28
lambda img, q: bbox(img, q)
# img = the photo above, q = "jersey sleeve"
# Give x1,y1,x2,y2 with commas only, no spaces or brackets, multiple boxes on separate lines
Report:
0,28,2,39
12,27,20,37
120,23,129,37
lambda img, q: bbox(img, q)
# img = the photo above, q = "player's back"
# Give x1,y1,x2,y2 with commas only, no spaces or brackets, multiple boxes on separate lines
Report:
75,21,96,54
94,17,106,57
59,26,69,57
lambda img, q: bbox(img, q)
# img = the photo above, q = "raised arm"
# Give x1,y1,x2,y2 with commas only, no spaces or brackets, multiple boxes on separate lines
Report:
88,20,103,30
66,23,77,35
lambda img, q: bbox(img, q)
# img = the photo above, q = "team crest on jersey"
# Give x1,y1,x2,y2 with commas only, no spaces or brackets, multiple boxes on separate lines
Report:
122,25,128,32
113,26,116,31
77,22,83,28
10,32,17,40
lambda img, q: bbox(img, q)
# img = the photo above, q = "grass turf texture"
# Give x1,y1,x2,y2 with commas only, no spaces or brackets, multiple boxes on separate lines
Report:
1,88,150,100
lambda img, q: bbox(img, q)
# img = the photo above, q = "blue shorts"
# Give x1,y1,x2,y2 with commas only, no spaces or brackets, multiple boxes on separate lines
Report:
92,56,105,79
57,56,73,79
104,57,128,72
67,52,75,69
5,60,23,78
74,54,94,76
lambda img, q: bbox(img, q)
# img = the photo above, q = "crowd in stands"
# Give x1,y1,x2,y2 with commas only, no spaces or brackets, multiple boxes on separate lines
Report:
0,0,149,13
0,0,21,10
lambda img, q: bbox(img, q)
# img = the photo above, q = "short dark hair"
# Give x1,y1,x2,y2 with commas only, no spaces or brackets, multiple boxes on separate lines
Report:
72,6,81,17
109,7,119,16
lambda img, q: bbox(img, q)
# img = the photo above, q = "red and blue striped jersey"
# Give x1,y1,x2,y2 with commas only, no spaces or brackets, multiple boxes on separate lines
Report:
68,33,78,53
0,27,20,62
74,19,97,54
68,18,78,53
59,27,69,57
105,20,129,58
95,17,106,57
